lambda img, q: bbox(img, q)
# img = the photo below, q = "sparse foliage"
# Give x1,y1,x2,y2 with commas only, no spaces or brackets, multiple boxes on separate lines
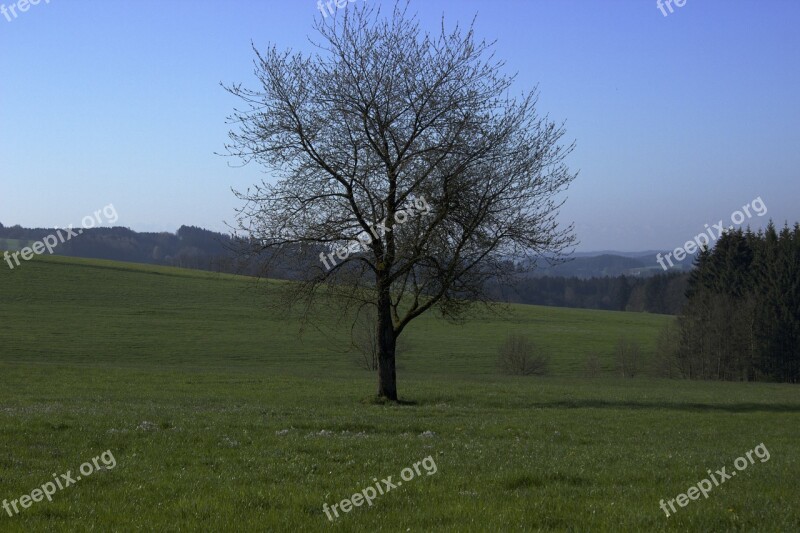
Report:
224,2,576,399
497,334,550,376
352,309,380,371
615,337,641,378
651,320,680,378
583,351,602,378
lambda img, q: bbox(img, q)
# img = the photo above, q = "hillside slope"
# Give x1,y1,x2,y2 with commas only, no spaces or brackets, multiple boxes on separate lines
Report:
0,255,672,377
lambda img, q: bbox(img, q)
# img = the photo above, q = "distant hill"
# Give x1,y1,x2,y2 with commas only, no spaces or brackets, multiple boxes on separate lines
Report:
0,224,238,273
570,250,668,258
531,253,691,279
1,223,690,279
0,223,688,313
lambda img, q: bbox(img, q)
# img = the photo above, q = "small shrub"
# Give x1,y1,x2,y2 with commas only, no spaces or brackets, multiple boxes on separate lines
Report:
497,334,550,376
352,308,379,370
615,337,641,378
652,321,681,378
583,351,602,378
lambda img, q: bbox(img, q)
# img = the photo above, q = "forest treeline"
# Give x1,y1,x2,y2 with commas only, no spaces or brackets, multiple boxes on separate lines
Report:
0,224,236,271
491,273,687,314
667,223,800,383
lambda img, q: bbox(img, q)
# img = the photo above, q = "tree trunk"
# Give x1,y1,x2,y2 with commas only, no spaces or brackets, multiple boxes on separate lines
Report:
376,285,398,401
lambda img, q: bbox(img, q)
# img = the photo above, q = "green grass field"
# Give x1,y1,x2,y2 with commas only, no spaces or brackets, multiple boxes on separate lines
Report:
0,255,798,531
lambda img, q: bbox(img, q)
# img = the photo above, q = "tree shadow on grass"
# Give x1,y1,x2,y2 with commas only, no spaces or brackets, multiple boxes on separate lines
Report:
361,396,419,406
528,399,800,413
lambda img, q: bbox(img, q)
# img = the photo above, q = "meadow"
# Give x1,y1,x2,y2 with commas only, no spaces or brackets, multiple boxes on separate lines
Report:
0,255,797,531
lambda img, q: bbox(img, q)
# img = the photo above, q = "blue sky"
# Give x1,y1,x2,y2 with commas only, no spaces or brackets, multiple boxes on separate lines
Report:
1,0,798,251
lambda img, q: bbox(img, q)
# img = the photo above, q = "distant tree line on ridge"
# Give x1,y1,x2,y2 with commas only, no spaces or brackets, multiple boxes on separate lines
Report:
0,222,687,314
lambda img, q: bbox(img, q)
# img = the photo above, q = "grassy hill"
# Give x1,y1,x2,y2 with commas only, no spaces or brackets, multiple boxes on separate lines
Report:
0,255,670,377
0,256,797,532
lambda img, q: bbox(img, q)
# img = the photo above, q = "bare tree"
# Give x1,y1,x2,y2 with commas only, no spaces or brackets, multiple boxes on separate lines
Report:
615,337,641,378
352,307,379,371
583,351,602,378
223,2,577,400
652,320,680,378
497,334,550,376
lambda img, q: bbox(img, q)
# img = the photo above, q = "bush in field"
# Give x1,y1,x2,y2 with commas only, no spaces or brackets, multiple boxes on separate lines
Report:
497,334,550,376
652,320,681,378
583,351,603,378
615,337,641,378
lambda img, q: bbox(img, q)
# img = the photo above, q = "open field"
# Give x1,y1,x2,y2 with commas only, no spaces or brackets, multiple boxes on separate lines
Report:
1,256,798,531
0,255,669,376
